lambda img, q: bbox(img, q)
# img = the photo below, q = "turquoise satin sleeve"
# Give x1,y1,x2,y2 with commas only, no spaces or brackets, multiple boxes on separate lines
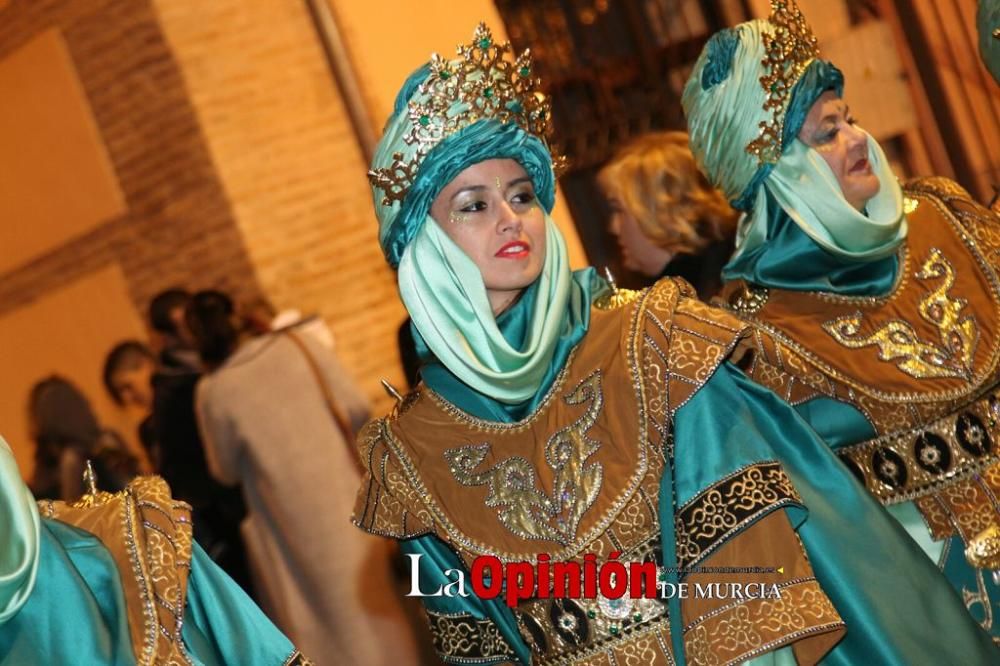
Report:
792,396,876,449
399,536,531,665
793,398,948,564
0,519,135,665
0,439,38,624
723,190,898,296
671,364,997,663
182,543,296,665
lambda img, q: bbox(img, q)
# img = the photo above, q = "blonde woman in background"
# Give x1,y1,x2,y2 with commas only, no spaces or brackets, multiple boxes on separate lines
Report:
599,131,738,298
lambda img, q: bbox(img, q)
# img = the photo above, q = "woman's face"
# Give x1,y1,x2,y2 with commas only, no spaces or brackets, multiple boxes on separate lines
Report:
798,91,880,211
605,194,675,278
430,159,546,314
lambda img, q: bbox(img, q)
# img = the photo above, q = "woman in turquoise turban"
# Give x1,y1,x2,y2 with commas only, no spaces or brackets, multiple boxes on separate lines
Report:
684,0,1000,647
351,21,996,665
0,434,309,664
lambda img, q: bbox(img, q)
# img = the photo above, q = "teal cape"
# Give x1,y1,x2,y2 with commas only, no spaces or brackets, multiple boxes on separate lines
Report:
0,518,297,664
402,271,997,664
724,190,1000,642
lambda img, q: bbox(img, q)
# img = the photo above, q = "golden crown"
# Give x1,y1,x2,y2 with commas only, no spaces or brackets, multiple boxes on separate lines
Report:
368,23,555,206
745,0,820,165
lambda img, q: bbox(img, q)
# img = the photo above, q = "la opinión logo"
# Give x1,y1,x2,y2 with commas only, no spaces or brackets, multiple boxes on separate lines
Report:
405,551,784,608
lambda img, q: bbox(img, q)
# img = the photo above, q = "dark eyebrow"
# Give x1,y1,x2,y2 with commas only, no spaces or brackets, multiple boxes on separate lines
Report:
507,176,533,188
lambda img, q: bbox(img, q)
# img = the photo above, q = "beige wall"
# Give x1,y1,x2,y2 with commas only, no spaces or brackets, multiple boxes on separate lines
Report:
0,0,593,475
0,264,148,476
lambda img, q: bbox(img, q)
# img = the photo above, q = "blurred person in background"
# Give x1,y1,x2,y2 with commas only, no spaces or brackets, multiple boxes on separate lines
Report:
148,287,202,371
243,296,337,351
598,131,738,298
103,339,158,465
100,295,256,598
188,290,418,665
28,376,139,501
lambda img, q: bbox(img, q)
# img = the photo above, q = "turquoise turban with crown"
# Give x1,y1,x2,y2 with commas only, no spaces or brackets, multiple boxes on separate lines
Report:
368,24,601,406
682,0,906,288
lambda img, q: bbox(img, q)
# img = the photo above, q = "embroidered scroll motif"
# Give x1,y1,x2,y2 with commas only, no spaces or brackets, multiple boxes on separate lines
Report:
822,248,978,379
443,371,605,545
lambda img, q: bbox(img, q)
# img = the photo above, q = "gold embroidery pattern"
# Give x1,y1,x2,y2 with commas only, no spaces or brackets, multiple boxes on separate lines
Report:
444,371,605,545
40,476,197,666
352,422,433,539
822,248,978,380
675,463,800,570
684,579,842,666
426,610,518,663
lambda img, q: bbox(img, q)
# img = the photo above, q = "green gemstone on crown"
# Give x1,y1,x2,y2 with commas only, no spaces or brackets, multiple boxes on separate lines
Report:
418,115,430,126
439,70,450,79
483,87,494,99
479,38,491,49
520,66,530,77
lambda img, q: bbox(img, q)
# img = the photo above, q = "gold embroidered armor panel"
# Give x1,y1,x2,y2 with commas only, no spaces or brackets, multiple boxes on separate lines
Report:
353,280,844,665
719,177,1000,563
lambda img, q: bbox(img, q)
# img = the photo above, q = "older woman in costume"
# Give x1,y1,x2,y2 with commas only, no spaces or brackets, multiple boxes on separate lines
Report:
683,0,1000,643
352,22,996,665
0,435,310,664
598,131,738,298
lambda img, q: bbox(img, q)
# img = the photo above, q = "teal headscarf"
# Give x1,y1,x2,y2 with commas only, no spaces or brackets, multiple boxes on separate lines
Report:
0,437,40,624
682,18,907,272
370,30,595,404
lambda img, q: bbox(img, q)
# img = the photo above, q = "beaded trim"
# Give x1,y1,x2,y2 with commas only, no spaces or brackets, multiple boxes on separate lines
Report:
728,192,1000,403
837,391,1000,505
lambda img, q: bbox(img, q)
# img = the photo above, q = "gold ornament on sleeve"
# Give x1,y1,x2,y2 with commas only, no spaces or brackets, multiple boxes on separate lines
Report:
746,0,820,165
966,524,1000,569
368,23,557,206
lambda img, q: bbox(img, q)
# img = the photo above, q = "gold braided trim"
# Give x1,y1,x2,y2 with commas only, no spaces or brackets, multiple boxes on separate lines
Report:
282,650,317,666
39,476,195,666
426,610,519,664
676,462,801,570
684,579,842,666
836,391,1000,505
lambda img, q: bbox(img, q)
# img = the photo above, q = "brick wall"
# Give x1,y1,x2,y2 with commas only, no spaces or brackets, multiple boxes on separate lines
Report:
0,0,262,318
0,0,407,414
154,0,407,411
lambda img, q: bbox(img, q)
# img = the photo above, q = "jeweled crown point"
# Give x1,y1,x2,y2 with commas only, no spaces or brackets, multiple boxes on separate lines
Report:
745,0,820,166
369,22,561,206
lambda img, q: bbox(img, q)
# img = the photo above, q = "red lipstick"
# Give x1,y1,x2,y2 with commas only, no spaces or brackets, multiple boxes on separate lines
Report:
496,241,530,259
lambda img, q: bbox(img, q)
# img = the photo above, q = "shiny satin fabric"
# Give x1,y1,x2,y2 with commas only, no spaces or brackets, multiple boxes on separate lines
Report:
0,438,38,624
0,436,297,664
413,267,605,420
399,215,577,405
0,518,297,665
675,366,997,664
404,331,998,663
722,189,899,296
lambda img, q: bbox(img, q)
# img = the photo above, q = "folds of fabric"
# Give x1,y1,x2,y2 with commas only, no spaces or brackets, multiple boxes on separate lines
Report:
0,438,38,625
722,189,899,296
674,366,997,663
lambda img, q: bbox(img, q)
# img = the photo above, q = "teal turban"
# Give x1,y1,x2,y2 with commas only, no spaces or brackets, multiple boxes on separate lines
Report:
683,16,906,264
368,25,598,404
